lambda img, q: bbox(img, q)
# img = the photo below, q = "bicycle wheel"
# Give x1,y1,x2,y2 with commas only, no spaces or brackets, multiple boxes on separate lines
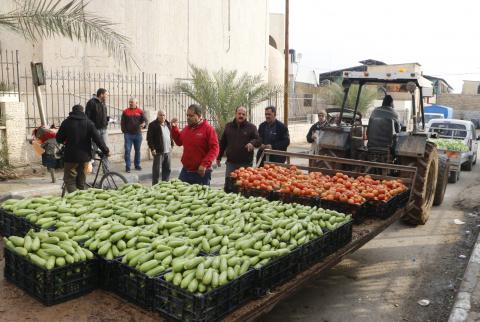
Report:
99,171,128,190
61,182,67,197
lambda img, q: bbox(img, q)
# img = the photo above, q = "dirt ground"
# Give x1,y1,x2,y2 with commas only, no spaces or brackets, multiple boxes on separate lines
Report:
0,165,479,322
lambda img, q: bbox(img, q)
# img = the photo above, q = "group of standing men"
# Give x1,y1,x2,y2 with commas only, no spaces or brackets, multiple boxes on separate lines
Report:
55,86,290,191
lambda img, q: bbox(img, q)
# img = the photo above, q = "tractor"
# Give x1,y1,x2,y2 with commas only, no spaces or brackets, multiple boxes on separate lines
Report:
311,71,449,225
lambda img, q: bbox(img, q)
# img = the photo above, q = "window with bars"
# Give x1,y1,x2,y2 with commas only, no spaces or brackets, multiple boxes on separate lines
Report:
303,93,313,107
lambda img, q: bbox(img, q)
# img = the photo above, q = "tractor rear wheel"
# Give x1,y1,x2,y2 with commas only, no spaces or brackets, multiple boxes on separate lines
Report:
433,155,449,206
403,142,439,225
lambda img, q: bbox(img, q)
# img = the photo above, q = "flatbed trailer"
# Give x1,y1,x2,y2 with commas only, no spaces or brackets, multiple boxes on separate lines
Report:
222,150,417,322
224,209,404,322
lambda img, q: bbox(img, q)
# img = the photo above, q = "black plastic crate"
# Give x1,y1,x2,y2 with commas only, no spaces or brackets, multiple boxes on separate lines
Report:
109,259,160,310
0,210,41,237
224,176,239,194
97,256,121,290
327,220,353,254
3,248,98,305
320,199,366,220
299,231,331,270
365,190,410,219
240,187,273,200
153,269,256,322
279,193,320,207
254,246,303,296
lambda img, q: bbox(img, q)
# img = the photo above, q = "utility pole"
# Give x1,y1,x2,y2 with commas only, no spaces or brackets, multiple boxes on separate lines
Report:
283,0,289,126
31,62,47,126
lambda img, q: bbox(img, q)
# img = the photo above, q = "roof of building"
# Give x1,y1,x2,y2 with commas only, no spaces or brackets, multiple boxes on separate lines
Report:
424,75,454,90
319,59,387,81
293,65,318,86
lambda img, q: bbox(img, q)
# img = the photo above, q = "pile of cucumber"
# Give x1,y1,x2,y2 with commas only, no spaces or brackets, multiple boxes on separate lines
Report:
1,180,352,294
3,230,94,269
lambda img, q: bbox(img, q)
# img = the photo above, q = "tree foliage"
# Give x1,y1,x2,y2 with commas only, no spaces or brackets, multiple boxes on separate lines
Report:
320,80,378,115
177,65,280,135
0,0,136,68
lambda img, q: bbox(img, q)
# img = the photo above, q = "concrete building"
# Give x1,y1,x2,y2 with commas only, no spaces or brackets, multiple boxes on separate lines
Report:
462,80,480,95
1,0,281,85
437,81,480,125
0,0,292,166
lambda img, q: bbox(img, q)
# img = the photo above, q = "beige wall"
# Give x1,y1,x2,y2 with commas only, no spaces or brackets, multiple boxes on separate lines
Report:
462,81,480,95
1,0,272,84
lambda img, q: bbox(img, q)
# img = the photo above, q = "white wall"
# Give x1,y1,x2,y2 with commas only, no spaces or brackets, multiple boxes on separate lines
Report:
1,0,271,83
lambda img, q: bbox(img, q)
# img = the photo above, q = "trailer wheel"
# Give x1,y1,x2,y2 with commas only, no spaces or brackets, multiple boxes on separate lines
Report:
403,142,438,225
433,155,449,206
448,170,459,183
473,152,477,165
462,156,473,171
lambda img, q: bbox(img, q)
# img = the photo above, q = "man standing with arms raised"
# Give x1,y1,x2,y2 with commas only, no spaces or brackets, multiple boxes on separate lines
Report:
171,104,219,186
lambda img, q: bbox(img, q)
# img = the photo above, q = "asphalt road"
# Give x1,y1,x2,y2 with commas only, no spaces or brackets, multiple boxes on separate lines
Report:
262,163,480,322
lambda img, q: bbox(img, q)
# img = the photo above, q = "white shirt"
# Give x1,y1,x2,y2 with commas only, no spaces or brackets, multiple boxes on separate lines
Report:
160,122,171,154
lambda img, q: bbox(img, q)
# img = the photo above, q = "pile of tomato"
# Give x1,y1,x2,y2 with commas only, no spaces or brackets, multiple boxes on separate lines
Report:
230,164,408,205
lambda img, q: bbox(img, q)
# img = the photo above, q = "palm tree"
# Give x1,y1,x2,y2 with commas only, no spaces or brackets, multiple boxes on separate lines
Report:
321,81,378,116
0,0,135,68
177,65,280,136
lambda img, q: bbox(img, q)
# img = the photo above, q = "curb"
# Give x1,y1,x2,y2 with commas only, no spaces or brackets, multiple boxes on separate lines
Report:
448,232,480,322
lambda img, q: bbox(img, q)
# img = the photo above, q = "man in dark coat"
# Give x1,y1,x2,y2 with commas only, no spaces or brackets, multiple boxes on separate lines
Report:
366,95,400,163
217,106,261,185
147,109,173,184
85,88,109,170
256,106,290,166
56,105,109,193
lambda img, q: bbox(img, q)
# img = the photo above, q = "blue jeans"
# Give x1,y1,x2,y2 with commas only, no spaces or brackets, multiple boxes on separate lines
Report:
124,133,142,170
179,167,212,186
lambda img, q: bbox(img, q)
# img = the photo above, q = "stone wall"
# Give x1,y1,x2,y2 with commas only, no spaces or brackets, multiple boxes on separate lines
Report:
0,101,27,166
437,94,480,120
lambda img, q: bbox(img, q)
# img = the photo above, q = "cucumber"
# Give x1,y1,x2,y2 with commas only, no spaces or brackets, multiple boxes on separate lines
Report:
9,236,24,247
29,253,47,267
139,259,159,273
145,265,165,277
203,268,213,285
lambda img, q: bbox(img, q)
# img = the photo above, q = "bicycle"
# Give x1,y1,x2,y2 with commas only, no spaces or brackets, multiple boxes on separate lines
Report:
61,151,128,197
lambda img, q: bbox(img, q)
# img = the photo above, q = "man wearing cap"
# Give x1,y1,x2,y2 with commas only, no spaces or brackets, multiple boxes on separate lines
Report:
366,95,400,163
306,110,329,144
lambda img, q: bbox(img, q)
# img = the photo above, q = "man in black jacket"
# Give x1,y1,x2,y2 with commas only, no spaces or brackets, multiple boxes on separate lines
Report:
85,88,109,170
366,95,400,163
217,106,261,183
56,105,109,193
147,110,173,184
256,106,290,166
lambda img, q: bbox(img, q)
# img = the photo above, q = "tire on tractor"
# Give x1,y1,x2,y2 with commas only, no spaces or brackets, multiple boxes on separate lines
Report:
433,155,449,206
403,142,439,225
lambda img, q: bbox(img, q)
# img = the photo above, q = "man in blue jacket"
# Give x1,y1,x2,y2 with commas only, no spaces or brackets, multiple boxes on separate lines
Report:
256,106,290,166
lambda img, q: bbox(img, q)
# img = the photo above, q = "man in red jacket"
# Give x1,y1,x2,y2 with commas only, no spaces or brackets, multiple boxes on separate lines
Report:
171,104,219,185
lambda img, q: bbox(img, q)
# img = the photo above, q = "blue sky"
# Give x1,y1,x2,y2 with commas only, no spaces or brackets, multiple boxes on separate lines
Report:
270,0,480,93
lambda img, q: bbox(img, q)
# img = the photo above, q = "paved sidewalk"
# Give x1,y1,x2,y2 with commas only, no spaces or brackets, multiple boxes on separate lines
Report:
449,218,480,322
0,143,311,200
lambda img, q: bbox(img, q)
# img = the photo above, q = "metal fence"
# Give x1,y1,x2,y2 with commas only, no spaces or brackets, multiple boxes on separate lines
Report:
1,49,297,132
0,50,20,95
